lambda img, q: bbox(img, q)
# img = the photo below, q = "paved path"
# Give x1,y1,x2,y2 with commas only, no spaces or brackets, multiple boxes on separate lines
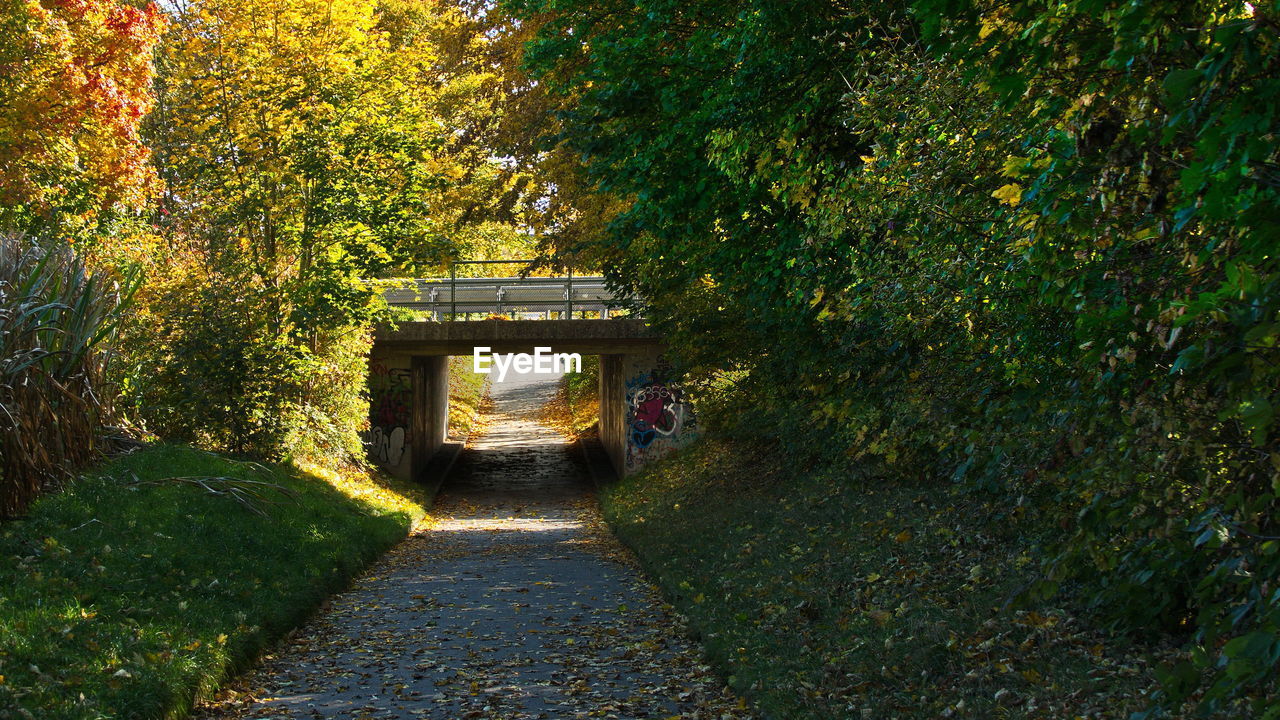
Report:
202,371,750,719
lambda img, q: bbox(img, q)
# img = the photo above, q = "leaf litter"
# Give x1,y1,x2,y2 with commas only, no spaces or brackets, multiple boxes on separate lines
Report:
197,372,752,719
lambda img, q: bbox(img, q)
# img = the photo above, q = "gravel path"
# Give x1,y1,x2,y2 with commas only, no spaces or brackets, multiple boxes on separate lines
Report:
201,371,750,719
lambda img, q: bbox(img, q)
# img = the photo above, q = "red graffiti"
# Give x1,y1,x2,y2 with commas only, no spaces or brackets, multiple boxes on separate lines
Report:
634,391,676,433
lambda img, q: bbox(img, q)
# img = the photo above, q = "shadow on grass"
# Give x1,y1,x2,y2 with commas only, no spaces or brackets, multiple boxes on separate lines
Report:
600,437,1162,720
0,444,428,720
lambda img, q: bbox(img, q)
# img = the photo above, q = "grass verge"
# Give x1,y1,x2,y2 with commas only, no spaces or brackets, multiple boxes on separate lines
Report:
539,355,599,439
448,354,490,439
0,444,431,719
600,438,1185,719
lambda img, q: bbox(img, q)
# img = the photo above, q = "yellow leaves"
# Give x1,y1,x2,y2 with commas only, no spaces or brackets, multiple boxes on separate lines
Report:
1,0,163,215
753,151,775,174
1015,611,1058,629
1007,235,1034,253
978,9,1017,42
1063,93,1097,122
1001,156,1030,178
795,185,816,209
992,183,1022,206
893,529,912,543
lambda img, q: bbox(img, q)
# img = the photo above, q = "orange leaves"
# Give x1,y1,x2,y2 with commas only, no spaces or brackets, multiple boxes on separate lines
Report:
0,0,164,223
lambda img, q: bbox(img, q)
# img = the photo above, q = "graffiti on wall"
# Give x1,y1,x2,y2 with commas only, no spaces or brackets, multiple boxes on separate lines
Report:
365,360,412,467
624,358,697,468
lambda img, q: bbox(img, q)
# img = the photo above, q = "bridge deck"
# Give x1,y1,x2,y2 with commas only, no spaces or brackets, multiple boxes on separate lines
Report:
381,275,623,319
374,319,660,356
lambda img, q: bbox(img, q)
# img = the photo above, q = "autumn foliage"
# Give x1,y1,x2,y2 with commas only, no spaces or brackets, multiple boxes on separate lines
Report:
115,0,535,460
0,0,159,514
1,0,535,493
0,0,164,229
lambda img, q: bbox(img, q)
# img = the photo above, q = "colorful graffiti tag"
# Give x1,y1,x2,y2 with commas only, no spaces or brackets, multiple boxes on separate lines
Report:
624,359,696,468
365,360,412,467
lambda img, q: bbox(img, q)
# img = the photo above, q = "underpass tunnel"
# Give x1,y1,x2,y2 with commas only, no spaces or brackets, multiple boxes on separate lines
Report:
364,336,699,487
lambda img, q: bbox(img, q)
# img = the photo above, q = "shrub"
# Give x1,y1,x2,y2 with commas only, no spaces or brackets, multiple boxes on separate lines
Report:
113,257,374,464
0,234,136,517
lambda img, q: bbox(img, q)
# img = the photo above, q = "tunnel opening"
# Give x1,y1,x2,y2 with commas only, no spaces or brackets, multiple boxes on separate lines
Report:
439,369,594,504
365,319,698,486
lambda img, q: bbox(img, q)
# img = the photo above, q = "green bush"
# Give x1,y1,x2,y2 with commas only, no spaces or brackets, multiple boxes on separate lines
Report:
120,270,374,463
515,0,1279,714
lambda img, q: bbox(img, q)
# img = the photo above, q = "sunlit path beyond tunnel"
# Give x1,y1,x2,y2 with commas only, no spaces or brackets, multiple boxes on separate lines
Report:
199,371,750,719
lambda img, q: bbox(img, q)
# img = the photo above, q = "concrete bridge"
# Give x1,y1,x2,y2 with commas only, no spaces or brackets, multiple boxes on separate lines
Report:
366,318,698,482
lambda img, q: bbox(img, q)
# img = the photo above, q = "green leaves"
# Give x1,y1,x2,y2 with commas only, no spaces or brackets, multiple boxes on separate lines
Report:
1162,67,1202,103
517,0,1279,711
1238,397,1275,447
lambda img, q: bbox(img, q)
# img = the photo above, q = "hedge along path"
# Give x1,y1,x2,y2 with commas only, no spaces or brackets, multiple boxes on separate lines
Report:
199,371,751,720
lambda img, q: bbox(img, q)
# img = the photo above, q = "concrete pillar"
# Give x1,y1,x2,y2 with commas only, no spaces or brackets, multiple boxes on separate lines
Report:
598,349,698,477
412,355,449,480
599,354,625,473
366,353,448,482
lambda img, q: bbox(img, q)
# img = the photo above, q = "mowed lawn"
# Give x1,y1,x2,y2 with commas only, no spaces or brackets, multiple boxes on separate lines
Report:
0,445,431,719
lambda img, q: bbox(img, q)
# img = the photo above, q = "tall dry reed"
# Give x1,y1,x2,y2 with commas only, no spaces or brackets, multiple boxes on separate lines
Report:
0,234,136,517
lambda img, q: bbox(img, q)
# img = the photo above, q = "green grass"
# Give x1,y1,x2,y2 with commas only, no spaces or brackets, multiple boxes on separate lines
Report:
0,444,430,719
601,438,1171,719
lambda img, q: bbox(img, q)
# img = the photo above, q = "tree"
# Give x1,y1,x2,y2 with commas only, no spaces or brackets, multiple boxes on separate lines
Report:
512,0,1279,713
131,0,513,457
0,0,164,233
432,1,625,270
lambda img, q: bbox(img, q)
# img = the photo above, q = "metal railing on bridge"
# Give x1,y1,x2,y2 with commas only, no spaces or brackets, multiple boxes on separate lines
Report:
380,260,628,321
